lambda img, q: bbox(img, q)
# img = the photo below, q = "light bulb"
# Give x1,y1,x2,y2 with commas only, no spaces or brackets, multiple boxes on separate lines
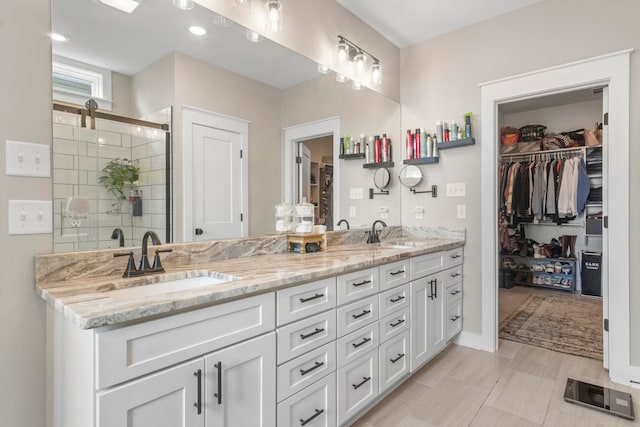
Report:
265,0,282,32
371,62,382,86
172,0,194,10
337,39,349,64
336,73,348,83
354,51,365,75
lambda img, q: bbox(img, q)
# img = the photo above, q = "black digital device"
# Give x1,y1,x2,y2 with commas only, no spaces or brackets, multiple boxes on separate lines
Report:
563,378,634,420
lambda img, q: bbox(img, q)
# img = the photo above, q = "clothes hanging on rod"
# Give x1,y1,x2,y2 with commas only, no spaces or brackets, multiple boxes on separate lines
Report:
499,150,589,226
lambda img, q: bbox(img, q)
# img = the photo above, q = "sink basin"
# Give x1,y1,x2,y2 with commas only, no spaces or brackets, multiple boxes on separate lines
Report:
381,240,425,249
107,272,235,298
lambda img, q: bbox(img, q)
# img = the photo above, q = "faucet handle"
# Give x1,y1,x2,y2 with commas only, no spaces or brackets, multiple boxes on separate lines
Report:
152,248,173,273
113,251,141,278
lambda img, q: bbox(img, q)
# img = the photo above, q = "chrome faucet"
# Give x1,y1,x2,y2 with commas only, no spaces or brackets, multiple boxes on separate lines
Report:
366,220,387,244
111,228,125,247
336,219,350,230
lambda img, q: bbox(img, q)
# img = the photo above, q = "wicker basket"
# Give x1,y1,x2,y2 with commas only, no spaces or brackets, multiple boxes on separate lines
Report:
519,125,547,142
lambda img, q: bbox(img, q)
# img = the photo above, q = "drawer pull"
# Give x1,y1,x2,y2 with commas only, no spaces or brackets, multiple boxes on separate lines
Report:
450,315,461,322
450,272,461,278
300,361,324,376
390,319,405,328
300,408,324,426
299,293,325,303
352,309,371,319
352,376,371,390
352,279,372,287
352,337,372,348
213,361,222,405
450,289,461,295
193,369,202,414
451,254,462,259
390,295,405,303
390,353,405,364
300,328,324,340
389,269,405,276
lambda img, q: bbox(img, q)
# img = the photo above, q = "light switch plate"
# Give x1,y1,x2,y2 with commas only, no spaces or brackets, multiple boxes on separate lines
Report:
349,206,356,217
6,140,51,177
350,188,363,200
446,183,466,197
8,200,53,235
456,204,467,219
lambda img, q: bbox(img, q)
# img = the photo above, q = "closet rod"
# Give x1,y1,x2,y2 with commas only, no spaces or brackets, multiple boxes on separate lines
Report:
500,147,585,162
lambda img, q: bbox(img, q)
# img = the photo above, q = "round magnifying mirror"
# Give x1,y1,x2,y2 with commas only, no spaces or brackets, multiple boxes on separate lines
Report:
373,167,391,189
398,165,423,188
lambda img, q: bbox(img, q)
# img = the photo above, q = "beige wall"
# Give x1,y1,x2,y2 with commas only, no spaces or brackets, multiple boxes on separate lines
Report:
131,53,176,119
0,1,52,426
110,71,133,117
400,0,640,364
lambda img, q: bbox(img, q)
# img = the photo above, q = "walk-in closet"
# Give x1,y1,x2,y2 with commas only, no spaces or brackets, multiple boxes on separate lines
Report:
496,88,606,361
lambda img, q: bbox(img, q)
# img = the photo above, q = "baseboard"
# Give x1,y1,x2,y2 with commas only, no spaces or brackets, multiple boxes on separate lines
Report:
452,331,484,350
629,365,640,388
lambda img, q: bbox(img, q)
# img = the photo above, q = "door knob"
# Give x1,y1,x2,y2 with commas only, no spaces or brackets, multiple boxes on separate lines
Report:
195,228,203,236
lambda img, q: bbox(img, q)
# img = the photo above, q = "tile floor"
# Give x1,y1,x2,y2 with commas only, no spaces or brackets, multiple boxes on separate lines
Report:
352,286,637,426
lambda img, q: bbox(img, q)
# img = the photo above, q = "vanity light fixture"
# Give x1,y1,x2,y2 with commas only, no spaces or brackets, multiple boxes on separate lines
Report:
213,14,233,27
354,51,366,75
172,0,194,10
337,37,349,64
265,0,282,33
317,64,330,74
371,61,381,86
233,0,251,14
336,35,382,86
188,25,207,36
100,0,140,13
51,33,68,42
246,29,263,42
336,73,348,83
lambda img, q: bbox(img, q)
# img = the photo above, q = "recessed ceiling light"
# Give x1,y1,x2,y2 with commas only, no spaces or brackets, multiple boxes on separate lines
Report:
51,33,68,42
189,26,207,36
246,29,263,43
99,0,140,14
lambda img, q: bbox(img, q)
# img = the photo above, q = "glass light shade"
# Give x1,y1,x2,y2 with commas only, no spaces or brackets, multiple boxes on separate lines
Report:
371,62,382,85
233,0,251,13
351,80,363,91
172,0,194,10
265,0,282,32
354,51,366,75
336,73,348,83
213,14,233,27
317,64,329,74
246,29,263,42
337,39,349,64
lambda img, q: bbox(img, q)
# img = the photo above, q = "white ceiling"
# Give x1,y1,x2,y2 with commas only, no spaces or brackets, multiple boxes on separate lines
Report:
336,0,541,48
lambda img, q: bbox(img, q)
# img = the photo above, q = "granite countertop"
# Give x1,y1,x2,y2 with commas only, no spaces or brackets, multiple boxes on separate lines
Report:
36,238,464,330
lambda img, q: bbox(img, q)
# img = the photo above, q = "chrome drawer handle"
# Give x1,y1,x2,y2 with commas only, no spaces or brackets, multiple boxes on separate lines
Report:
300,361,324,376
352,337,372,348
390,319,405,328
352,309,371,319
300,293,324,303
352,376,371,390
451,254,462,259
390,295,405,303
390,353,405,364
450,315,461,321
352,279,372,287
450,290,461,295
450,272,461,278
300,328,324,340
389,269,405,276
300,408,324,426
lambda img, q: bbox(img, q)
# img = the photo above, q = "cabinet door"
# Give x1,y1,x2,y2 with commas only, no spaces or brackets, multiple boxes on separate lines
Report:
427,272,446,357
337,350,378,426
205,333,276,427
410,271,446,372
97,358,204,427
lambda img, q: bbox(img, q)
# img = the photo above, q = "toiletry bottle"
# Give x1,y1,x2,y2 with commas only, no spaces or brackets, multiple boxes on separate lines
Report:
381,134,389,162
406,130,413,160
444,127,450,142
374,135,381,163
433,138,439,158
450,121,458,141
426,133,433,157
420,128,428,158
414,128,421,158
388,139,392,161
343,135,350,154
340,137,344,155
464,113,472,138
436,121,444,143
365,140,371,162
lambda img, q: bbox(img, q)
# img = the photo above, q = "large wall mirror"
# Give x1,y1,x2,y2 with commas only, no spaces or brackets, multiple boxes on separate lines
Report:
51,0,400,253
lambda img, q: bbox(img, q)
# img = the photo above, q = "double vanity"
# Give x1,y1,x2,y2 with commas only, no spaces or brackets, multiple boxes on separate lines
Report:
37,228,464,427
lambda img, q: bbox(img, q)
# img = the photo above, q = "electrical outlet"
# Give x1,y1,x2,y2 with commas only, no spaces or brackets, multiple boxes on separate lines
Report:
456,204,467,219
415,206,424,220
446,183,466,197
349,206,356,217
8,200,53,235
6,140,51,177
379,206,389,219
349,188,363,199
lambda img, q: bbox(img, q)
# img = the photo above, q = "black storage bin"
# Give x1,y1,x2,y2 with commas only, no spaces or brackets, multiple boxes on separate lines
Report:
499,269,514,289
581,251,602,297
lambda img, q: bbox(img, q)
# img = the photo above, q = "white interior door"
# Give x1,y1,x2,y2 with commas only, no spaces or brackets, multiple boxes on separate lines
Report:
297,143,311,204
601,86,609,368
192,124,242,240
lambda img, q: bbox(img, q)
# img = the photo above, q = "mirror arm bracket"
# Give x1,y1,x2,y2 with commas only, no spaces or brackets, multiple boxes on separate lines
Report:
410,185,438,198
369,188,390,199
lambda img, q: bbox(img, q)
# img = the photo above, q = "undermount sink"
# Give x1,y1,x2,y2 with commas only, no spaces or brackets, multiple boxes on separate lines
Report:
381,240,425,249
107,271,235,298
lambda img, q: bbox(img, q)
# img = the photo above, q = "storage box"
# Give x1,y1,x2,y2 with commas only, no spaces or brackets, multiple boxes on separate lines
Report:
586,218,602,235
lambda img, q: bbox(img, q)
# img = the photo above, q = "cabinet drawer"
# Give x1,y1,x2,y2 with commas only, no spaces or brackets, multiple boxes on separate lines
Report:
336,321,379,367
446,248,464,268
379,259,410,291
410,252,446,280
337,350,379,426
379,307,410,343
277,372,336,427
277,341,336,403
447,301,463,340
379,283,410,318
277,278,337,326
446,279,463,306
336,295,378,338
277,310,336,364
379,331,410,394
96,292,275,389
446,265,463,285
336,267,379,305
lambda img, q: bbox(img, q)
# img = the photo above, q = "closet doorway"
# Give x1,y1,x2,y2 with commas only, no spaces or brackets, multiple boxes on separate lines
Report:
295,136,334,229
496,88,605,362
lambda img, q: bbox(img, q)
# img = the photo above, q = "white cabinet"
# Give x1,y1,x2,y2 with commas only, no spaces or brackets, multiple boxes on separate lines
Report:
277,372,337,427
97,358,205,427
337,350,379,425
378,331,410,394
205,333,276,427
410,271,446,372
277,278,337,326
277,342,337,402
336,267,379,305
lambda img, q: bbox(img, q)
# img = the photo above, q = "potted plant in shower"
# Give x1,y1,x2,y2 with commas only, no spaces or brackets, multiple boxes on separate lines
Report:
99,158,140,214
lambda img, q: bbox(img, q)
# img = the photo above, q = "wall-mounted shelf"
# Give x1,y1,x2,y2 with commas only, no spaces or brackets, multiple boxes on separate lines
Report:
435,137,476,150
403,157,439,165
363,161,394,169
339,153,365,160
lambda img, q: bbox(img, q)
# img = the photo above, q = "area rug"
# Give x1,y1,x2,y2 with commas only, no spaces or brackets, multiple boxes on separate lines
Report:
499,294,603,360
